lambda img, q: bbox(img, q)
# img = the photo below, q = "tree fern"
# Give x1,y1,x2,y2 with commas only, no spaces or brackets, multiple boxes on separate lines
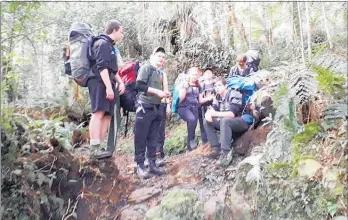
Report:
288,64,318,105
322,100,348,130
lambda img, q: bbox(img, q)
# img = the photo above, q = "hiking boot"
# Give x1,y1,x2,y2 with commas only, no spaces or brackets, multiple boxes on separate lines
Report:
90,145,113,160
144,158,149,167
189,140,197,150
148,160,165,176
136,164,150,179
156,157,166,167
217,150,233,167
207,147,221,159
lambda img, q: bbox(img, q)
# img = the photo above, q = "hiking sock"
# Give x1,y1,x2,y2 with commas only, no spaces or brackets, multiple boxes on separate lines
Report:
90,139,101,146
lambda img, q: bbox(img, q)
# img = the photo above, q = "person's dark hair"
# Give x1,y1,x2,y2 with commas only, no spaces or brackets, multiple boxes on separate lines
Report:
152,47,166,54
204,67,213,72
214,76,227,85
105,20,122,35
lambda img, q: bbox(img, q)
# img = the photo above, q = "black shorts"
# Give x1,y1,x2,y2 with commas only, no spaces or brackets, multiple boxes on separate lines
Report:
87,78,116,116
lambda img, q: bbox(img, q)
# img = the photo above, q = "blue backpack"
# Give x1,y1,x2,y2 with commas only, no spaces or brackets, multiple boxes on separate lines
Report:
226,76,258,125
171,72,188,113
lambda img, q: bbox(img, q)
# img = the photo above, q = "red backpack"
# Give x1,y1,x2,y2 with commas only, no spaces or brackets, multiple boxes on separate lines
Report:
118,61,142,136
118,61,142,113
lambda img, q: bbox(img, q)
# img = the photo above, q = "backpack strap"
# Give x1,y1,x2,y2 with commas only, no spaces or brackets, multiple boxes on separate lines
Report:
124,110,129,137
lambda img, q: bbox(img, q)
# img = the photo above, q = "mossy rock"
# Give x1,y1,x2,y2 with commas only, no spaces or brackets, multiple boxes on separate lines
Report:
146,206,163,220
297,159,322,178
322,167,344,196
164,123,187,155
145,190,204,220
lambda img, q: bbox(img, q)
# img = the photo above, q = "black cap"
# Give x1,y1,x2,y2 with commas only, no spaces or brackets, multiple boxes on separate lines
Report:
152,47,165,55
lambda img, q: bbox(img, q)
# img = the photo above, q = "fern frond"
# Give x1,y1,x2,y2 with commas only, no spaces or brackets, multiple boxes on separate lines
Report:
264,123,293,162
323,101,348,121
288,66,318,105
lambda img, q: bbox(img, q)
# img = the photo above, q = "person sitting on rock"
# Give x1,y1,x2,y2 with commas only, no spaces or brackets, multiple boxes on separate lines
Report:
203,77,250,167
228,54,254,77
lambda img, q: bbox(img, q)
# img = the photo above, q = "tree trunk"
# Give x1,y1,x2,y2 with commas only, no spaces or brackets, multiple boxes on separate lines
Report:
292,2,300,43
321,3,334,50
206,2,221,45
305,2,311,61
230,3,249,49
297,2,306,64
227,4,235,49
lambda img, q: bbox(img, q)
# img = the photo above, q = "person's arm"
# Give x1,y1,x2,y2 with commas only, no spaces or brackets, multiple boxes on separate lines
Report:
135,65,168,98
162,72,169,93
207,96,236,118
162,72,171,106
114,73,125,95
210,109,235,118
94,40,114,100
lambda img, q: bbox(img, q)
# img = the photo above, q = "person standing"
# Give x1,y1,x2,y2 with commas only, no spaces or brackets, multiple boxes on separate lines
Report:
177,67,202,152
88,19,125,159
134,47,171,179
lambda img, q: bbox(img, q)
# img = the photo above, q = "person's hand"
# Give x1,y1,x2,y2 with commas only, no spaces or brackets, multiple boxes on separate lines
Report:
106,87,115,100
207,93,214,101
118,82,125,95
156,90,168,98
164,91,171,98
207,108,217,117
205,111,213,122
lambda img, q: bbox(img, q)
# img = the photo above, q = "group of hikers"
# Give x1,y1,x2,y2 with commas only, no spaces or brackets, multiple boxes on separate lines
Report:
66,19,261,179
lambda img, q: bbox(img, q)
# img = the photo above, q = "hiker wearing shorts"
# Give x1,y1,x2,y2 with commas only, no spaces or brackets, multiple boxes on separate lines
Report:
204,77,249,167
88,19,125,159
134,47,171,179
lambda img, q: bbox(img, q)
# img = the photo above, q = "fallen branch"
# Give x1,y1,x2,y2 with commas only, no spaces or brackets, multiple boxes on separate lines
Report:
62,195,81,220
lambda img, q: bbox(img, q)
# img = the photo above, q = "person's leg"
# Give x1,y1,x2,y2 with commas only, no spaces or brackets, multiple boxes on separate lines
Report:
89,111,105,146
220,117,249,152
100,115,112,142
134,109,153,165
198,107,208,144
146,109,165,175
177,107,198,151
88,79,114,159
156,103,166,158
204,118,221,159
218,117,249,166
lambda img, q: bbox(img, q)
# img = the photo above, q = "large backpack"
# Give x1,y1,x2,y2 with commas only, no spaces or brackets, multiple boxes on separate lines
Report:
227,76,258,125
226,76,257,107
64,22,95,87
171,72,189,113
245,49,261,72
118,61,142,113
